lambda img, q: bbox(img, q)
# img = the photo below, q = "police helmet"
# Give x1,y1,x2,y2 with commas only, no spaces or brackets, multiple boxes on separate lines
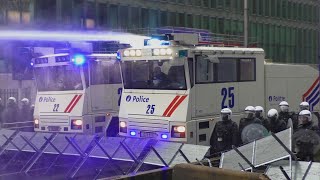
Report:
21,98,30,105
8,97,16,103
244,106,255,119
279,101,289,112
221,108,232,121
255,106,264,118
298,110,312,124
299,101,309,111
255,106,264,113
267,109,278,119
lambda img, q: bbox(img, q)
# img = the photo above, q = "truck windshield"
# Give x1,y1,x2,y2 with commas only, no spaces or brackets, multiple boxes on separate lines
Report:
90,60,121,85
121,60,186,90
34,65,83,91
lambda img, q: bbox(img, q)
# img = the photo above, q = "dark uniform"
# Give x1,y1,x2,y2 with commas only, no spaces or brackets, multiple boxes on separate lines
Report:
19,104,32,122
269,117,287,133
256,116,270,131
2,101,19,125
279,111,298,130
295,121,320,161
210,120,239,154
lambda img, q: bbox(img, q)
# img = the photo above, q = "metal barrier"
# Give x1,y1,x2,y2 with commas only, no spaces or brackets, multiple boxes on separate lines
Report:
2,121,34,132
0,129,209,179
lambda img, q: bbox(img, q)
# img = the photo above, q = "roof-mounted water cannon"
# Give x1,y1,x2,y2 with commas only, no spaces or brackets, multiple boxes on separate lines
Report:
145,33,199,47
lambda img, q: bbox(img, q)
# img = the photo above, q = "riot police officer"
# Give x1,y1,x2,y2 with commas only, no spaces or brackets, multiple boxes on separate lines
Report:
19,98,32,122
294,110,320,161
299,101,319,128
297,110,319,132
267,109,287,133
210,108,239,154
278,101,297,130
255,106,269,130
239,106,262,135
299,102,309,111
2,97,19,124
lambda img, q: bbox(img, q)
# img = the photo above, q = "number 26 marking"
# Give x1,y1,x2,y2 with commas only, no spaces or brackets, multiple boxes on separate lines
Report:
221,87,234,109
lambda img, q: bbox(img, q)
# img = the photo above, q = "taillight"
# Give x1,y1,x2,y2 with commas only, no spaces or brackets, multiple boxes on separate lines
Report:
34,118,39,128
71,119,82,130
171,126,186,138
120,121,127,133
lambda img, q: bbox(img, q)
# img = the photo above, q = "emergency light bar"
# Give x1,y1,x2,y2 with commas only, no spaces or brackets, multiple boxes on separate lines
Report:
152,48,172,56
55,55,70,63
123,49,142,57
145,33,199,46
34,57,48,64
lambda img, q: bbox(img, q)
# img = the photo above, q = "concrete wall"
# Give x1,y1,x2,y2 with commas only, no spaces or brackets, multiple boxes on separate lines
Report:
113,164,270,180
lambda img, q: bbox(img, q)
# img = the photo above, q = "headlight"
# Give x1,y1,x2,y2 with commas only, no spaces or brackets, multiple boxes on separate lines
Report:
175,126,186,133
120,121,127,128
166,48,173,55
129,50,136,56
120,121,127,133
171,125,186,138
71,119,83,130
153,49,160,56
160,48,166,56
135,49,142,56
72,120,83,126
124,50,130,57
34,119,39,125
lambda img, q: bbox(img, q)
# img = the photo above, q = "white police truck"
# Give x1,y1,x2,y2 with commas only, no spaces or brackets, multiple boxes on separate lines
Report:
117,33,319,145
33,46,122,136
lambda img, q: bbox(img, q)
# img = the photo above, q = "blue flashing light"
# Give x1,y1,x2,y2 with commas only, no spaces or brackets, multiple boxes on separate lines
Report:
161,134,168,139
72,54,86,65
116,52,121,61
130,131,136,136
145,38,171,47
148,39,162,46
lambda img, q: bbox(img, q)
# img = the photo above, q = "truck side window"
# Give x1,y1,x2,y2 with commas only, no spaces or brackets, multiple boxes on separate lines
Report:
196,55,215,83
239,58,256,81
195,56,256,84
216,58,237,82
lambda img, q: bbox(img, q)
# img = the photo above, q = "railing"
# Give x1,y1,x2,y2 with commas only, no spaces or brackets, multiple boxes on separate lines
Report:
1,121,34,132
111,26,258,47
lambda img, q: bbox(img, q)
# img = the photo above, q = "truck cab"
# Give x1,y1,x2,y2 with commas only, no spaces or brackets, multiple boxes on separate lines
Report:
33,51,122,136
118,33,319,145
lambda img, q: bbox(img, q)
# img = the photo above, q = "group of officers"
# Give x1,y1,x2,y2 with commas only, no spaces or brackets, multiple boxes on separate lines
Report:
210,101,320,161
0,97,34,128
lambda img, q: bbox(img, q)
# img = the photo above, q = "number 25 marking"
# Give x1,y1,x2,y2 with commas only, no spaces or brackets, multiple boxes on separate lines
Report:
146,105,155,114
221,87,234,109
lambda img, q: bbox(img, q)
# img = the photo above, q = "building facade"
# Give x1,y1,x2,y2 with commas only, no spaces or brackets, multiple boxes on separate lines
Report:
0,0,319,101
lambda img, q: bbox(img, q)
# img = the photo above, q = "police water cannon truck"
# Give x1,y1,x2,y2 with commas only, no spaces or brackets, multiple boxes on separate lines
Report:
117,33,319,145
32,44,122,136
